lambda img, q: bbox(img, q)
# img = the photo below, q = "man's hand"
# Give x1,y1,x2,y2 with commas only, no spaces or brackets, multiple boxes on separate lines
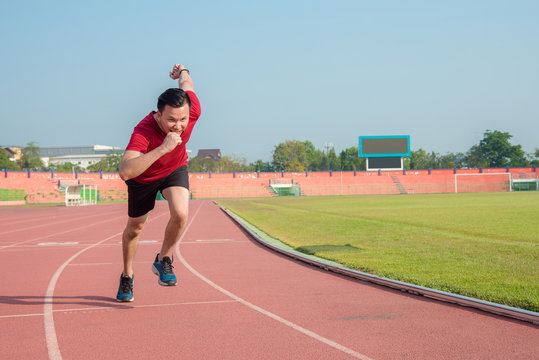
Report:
169,63,194,92
160,132,183,153
169,64,185,80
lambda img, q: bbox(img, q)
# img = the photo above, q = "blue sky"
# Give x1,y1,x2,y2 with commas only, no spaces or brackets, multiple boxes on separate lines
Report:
1,0,537,162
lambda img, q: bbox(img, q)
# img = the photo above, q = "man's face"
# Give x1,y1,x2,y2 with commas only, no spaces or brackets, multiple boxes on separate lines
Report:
156,104,190,134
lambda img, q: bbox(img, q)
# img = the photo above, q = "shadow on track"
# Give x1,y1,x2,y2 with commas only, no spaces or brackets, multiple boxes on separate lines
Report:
0,295,132,309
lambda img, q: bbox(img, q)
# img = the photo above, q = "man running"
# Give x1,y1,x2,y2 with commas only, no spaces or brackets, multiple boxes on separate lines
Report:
116,63,201,302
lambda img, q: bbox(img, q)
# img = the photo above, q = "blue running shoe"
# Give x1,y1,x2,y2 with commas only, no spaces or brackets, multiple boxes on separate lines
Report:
116,274,134,302
152,254,177,286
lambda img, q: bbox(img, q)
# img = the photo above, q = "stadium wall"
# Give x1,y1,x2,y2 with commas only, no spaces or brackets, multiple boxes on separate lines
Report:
0,167,536,204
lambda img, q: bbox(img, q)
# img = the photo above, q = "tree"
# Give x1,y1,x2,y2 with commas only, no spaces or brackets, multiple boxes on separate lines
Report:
408,149,438,170
217,155,250,172
437,152,466,169
0,148,21,170
465,130,529,168
87,150,122,172
327,148,339,170
188,154,250,173
530,148,539,167
188,156,218,173
339,147,364,170
248,160,274,172
18,142,44,170
272,140,309,171
49,162,84,172
308,148,329,171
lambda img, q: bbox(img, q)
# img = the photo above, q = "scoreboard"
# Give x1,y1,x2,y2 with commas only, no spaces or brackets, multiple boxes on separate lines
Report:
359,135,410,171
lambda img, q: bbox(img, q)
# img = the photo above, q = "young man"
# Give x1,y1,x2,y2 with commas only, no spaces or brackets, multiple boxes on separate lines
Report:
116,64,201,302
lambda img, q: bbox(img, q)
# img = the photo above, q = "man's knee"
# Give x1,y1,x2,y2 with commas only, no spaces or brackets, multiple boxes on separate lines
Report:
170,209,188,225
124,216,147,238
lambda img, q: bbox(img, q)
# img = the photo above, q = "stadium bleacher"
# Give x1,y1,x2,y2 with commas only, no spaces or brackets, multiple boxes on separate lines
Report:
0,167,536,204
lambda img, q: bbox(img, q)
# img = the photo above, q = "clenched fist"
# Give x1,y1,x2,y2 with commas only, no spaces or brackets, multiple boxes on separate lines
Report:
169,64,185,80
160,132,183,153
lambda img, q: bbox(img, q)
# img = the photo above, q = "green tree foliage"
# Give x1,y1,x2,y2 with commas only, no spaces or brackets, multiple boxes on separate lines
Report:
408,149,438,170
437,152,466,169
339,147,363,170
86,150,123,172
270,140,365,171
0,148,21,170
530,148,539,166
18,142,44,170
188,155,250,173
327,149,339,170
49,162,85,172
465,130,529,168
307,148,328,170
248,160,274,172
272,140,309,171
406,149,465,170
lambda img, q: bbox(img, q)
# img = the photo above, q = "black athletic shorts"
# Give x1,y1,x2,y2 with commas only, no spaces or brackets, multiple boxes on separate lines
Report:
126,166,189,218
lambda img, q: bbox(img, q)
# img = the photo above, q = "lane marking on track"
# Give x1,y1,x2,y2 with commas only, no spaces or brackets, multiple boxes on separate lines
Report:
2,299,237,319
181,239,248,244
0,214,125,251
38,242,79,246
116,240,158,244
0,211,122,237
68,261,153,266
44,233,121,360
196,239,235,242
0,243,122,251
175,202,374,360
44,211,169,360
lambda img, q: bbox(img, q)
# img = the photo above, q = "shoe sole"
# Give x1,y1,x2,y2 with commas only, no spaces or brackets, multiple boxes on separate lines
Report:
116,297,134,302
152,264,178,286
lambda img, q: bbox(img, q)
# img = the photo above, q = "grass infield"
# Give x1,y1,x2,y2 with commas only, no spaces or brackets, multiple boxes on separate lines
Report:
219,192,539,312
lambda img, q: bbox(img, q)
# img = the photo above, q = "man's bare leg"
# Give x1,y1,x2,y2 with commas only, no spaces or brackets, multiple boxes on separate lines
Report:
122,214,148,277
158,186,189,260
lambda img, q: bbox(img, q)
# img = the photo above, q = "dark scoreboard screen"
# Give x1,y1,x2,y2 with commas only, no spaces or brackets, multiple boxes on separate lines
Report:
367,157,402,169
359,136,410,157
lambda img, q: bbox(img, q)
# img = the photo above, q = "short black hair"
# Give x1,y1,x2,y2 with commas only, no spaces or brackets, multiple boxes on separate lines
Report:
157,88,191,112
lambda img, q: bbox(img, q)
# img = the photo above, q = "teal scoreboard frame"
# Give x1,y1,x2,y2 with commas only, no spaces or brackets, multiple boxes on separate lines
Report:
359,135,411,171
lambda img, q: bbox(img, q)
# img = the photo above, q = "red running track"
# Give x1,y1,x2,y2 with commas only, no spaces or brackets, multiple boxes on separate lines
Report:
0,200,537,360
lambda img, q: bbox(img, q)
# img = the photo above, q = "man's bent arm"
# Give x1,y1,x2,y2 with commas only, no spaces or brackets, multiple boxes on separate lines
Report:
119,149,166,181
119,132,182,181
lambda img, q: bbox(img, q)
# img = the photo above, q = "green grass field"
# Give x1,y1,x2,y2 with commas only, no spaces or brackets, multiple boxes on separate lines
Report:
219,192,539,312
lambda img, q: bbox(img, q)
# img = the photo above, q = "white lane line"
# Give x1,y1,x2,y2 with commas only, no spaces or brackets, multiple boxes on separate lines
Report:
2,300,237,319
44,232,121,360
0,214,124,251
43,211,169,360
126,299,237,309
181,239,247,243
175,203,374,360
68,261,153,266
38,242,79,246
0,211,120,237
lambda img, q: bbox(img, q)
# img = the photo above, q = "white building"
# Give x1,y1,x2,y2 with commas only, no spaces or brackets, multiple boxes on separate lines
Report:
40,145,123,169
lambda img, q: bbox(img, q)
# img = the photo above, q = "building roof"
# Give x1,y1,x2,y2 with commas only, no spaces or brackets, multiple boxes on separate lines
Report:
40,145,123,157
196,149,221,160
2,147,22,160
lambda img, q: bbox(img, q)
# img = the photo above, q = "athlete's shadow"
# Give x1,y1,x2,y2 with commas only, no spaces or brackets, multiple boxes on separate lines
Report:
0,295,133,309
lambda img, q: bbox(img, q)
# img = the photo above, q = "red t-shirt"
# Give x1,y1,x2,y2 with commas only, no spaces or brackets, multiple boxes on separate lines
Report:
125,91,201,183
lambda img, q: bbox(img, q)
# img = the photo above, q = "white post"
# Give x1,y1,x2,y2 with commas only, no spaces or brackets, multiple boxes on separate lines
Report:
509,174,513,192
